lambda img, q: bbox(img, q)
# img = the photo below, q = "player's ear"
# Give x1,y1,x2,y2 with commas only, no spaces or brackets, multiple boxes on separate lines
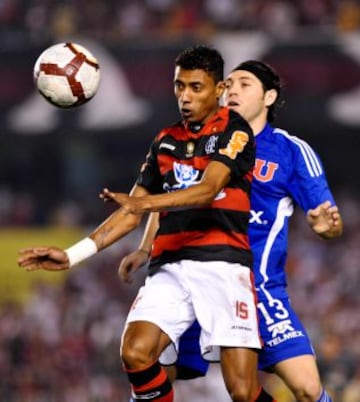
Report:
216,81,226,100
265,88,278,107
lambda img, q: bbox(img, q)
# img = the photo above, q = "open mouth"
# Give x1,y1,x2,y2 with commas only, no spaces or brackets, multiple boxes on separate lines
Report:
181,108,192,117
227,100,239,107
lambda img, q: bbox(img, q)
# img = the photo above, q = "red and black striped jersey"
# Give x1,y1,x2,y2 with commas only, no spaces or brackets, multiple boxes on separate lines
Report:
137,107,255,271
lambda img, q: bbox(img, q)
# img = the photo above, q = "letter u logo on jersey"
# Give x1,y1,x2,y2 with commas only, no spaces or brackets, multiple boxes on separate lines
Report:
253,159,278,182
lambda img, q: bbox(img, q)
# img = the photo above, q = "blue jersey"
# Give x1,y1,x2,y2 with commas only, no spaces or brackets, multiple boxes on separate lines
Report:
251,123,335,301
173,123,336,375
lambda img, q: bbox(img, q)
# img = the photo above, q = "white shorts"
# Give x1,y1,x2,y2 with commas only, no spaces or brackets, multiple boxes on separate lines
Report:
125,260,261,363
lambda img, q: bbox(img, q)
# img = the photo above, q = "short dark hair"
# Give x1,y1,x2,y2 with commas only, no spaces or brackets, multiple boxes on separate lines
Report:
232,60,283,122
175,45,224,83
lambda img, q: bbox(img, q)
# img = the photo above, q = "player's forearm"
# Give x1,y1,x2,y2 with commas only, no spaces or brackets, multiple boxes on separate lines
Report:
138,212,159,254
140,161,230,212
90,208,142,250
140,181,220,212
66,208,142,267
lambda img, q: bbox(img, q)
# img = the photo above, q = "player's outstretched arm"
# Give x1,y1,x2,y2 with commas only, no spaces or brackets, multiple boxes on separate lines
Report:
18,184,149,272
100,161,231,214
119,212,159,283
307,200,343,239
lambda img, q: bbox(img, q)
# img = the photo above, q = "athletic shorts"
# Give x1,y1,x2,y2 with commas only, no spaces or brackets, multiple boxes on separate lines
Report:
172,295,314,378
125,260,261,363
257,295,314,371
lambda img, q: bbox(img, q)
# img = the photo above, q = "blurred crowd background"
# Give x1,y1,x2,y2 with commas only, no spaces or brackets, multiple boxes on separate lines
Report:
1,1,360,401
1,0,360,46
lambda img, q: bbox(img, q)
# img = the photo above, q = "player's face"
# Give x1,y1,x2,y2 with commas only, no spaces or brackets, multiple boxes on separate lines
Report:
224,70,276,127
174,67,224,123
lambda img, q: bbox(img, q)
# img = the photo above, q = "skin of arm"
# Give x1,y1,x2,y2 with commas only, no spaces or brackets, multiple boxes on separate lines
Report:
100,160,231,214
18,184,149,271
118,212,159,283
306,200,343,239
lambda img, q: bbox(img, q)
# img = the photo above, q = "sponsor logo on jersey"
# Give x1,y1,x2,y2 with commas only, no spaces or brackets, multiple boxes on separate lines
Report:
219,130,249,159
267,319,304,347
163,162,226,201
163,162,200,192
163,162,226,200
159,142,176,151
249,209,267,225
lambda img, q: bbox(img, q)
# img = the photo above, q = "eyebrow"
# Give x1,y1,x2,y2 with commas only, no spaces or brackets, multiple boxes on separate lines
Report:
174,79,203,86
235,75,253,81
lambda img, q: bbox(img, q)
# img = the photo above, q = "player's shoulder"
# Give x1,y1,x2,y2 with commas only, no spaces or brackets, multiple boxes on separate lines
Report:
270,127,315,154
223,107,253,136
156,120,184,141
270,127,324,176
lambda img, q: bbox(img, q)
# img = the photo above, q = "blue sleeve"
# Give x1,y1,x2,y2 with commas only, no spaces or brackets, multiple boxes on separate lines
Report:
287,139,336,212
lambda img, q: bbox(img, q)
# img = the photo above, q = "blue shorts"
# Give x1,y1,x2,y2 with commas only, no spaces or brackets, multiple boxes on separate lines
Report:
257,296,314,370
175,320,209,379
175,297,314,377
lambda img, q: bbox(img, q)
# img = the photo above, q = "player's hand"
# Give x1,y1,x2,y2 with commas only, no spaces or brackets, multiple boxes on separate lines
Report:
100,188,149,214
307,201,342,238
118,249,149,283
18,247,70,272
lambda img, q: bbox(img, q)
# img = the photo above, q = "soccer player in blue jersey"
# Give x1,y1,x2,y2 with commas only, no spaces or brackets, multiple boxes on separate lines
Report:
119,60,342,402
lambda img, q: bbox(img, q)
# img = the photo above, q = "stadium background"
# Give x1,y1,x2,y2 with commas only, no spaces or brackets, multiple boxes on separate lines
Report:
1,1,360,401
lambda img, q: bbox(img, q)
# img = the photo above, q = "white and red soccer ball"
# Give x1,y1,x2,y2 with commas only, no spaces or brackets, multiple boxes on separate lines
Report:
33,42,101,108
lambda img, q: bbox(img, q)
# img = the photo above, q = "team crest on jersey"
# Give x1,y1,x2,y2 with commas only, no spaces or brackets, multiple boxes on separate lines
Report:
205,135,218,154
219,130,249,159
253,159,278,182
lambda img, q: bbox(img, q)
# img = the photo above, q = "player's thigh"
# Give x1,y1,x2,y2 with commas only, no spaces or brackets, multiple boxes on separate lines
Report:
220,347,258,393
187,261,261,353
273,355,322,396
126,266,195,346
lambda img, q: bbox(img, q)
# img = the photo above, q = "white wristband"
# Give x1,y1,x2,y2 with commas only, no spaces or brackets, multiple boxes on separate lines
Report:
65,238,98,267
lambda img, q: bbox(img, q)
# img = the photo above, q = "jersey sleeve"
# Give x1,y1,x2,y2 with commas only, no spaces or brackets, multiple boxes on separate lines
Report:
136,137,163,194
287,138,336,211
212,111,255,179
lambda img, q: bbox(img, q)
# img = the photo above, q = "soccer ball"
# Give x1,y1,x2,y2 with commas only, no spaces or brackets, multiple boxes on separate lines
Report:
33,42,101,108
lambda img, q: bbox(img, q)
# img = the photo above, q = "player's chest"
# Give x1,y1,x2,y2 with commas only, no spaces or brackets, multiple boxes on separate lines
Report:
157,135,218,170
253,152,290,195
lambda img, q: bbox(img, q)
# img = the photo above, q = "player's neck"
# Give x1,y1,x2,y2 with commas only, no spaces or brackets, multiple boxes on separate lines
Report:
250,117,268,136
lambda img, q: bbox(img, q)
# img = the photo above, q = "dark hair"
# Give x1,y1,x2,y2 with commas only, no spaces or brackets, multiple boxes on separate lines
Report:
232,60,283,122
175,45,224,83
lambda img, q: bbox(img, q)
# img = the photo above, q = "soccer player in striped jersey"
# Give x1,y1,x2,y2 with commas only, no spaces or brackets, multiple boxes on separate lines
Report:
18,46,264,402
119,60,342,402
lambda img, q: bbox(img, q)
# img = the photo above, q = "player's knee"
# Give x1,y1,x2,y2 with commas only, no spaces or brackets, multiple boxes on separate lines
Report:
292,380,323,402
228,380,253,402
120,336,156,369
